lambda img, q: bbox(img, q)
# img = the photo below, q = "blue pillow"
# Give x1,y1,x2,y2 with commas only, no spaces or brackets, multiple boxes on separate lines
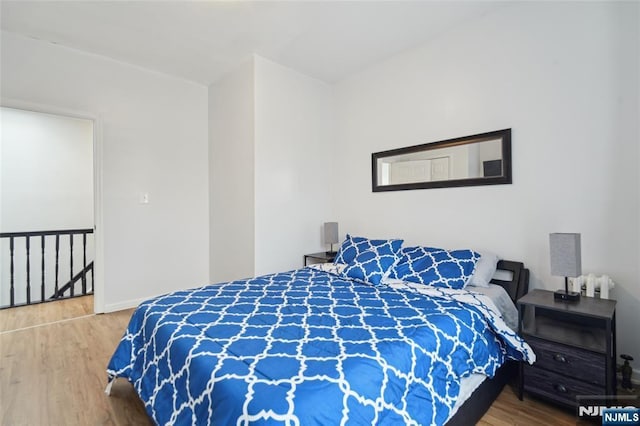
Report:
334,234,403,265
389,246,480,290
342,246,400,285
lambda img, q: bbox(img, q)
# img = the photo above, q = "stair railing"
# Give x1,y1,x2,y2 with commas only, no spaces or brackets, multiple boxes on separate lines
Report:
0,228,94,309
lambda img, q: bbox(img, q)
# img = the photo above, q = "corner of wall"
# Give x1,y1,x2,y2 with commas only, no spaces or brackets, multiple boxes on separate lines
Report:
208,59,256,283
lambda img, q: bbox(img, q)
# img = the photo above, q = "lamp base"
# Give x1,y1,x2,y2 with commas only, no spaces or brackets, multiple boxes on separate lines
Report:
554,289,581,302
325,251,337,255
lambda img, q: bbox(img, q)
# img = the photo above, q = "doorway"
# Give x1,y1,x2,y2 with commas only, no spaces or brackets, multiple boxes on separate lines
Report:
0,106,97,318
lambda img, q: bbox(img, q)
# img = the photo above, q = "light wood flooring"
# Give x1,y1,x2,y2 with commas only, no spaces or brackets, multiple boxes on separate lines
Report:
0,296,578,425
0,295,94,333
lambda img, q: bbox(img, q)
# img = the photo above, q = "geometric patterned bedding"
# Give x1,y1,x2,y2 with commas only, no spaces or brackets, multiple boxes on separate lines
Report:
106,267,535,426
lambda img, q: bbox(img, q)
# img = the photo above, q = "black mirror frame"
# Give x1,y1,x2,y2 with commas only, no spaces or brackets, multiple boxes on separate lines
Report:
372,128,512,192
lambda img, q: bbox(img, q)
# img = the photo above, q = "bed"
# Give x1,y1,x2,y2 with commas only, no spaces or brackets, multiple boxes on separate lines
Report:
107,242,533,426
445,259,529,425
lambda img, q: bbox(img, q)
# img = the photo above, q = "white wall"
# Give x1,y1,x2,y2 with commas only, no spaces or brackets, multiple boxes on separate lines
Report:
209,59,255,283
208,56,334,279
254,56,334,275
333,3,639,362
1,107,93,231
1,31,210,311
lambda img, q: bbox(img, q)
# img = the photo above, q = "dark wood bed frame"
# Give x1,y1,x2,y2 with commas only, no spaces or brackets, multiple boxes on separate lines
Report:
446,260,529,425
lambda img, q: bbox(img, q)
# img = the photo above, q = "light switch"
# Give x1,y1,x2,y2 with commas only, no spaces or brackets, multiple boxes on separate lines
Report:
140,192,150,204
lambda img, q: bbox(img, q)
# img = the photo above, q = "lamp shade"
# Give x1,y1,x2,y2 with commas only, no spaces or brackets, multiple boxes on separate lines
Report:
549,233,582,277
324,222,339,245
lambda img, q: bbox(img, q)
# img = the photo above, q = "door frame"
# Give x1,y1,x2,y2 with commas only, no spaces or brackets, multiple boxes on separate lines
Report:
1,98,105,313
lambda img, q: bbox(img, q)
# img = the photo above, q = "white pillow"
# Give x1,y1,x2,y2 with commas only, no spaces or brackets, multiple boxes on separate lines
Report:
465,283,518,330
468,251,499,287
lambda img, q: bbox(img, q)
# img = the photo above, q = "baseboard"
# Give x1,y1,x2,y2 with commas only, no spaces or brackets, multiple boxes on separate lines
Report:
104,297,147,313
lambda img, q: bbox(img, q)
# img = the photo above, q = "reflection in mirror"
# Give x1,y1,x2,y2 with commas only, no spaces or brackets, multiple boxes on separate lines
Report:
372,129,511,192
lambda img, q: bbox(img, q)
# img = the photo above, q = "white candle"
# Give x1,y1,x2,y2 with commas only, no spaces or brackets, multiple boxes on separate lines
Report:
600,275,610,299
586,273,596,297
572,276,583,294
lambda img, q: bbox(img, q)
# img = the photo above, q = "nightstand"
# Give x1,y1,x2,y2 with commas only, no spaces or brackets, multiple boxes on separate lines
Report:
303,251,336,266
517,289,616,408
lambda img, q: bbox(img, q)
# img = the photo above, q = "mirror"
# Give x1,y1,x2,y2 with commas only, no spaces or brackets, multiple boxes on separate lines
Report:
372,129,511,192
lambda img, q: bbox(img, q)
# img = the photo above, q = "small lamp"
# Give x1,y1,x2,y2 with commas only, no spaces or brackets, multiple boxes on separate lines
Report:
550,233,582,302
324,222,339,255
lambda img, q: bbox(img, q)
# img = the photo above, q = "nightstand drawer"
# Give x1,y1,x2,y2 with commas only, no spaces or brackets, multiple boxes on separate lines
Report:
526,336,605,387
523,365,604,407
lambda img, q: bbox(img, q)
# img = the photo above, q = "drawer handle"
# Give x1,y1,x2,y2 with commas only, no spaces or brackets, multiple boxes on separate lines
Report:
553,383,568,393
553,353,568,363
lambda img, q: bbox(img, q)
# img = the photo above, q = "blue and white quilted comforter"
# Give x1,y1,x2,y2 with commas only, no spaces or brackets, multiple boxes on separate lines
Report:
107,267,534,425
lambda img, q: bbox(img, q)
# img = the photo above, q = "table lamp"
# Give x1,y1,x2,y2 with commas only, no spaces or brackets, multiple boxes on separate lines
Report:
550,233,582,302
324,222,338,255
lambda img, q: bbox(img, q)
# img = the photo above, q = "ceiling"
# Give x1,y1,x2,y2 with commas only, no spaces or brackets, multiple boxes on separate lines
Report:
0,1,504,85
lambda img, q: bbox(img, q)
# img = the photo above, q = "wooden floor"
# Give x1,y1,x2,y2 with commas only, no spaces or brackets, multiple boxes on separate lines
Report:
0,296,578,425
479,386,577,426
0,295,94,333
